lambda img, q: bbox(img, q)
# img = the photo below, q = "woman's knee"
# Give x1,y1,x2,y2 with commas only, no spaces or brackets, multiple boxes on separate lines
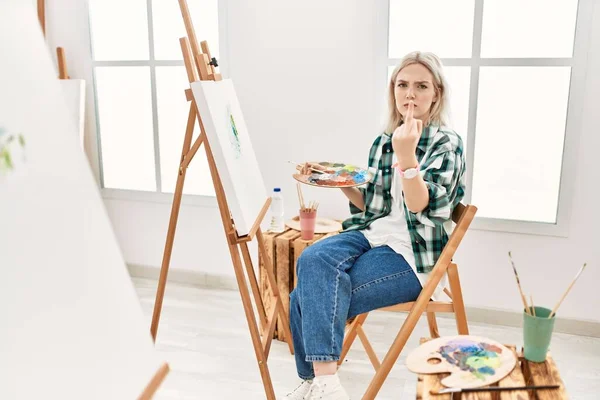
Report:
296,244,324,277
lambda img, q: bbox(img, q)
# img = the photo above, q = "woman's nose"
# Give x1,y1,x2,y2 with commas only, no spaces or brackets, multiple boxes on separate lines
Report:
405,89,415,99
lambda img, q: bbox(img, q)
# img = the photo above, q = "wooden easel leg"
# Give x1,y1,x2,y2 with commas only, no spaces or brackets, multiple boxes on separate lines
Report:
228,242,276,400
150,105,197,342
240,242,268,331
137,362,170,400
257,228,295,355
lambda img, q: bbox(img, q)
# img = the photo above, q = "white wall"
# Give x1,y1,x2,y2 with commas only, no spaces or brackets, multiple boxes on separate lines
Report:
46,0,599,323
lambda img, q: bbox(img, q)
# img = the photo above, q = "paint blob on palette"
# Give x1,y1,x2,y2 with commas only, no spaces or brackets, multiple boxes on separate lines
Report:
406,335,517,388
293,161,373,188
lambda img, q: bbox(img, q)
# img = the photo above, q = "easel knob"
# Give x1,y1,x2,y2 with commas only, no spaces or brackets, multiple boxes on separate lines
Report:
209,57,218,68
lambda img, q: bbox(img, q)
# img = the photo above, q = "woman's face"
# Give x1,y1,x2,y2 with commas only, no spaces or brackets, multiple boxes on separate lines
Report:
394,63,438,122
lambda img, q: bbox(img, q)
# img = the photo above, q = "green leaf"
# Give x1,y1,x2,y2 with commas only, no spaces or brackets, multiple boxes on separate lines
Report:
18,134,25,147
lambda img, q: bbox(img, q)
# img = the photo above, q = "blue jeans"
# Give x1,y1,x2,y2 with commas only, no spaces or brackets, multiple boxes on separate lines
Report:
289,230,423,379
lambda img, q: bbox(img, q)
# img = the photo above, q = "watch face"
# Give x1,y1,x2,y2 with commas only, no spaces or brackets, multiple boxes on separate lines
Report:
404,168,419,179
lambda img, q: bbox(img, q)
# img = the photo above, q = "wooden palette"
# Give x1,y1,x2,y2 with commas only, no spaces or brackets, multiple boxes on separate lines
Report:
406,335,517,388
293,161,373,188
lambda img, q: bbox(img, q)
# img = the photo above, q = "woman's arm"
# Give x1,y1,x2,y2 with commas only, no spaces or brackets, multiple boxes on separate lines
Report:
392,102,429,213
397,155,429,213
340,187,365,211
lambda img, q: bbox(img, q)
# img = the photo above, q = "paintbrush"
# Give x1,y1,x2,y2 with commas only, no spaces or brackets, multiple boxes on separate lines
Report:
508,251,532,315
548,263,588,319
431,384,560,395
287,160,325,174
296,183,305,210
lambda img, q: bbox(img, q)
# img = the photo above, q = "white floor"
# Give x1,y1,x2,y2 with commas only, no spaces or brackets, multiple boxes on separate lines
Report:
133,277,600,400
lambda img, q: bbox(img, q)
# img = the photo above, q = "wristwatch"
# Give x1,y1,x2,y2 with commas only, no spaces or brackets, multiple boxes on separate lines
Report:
398,164,420,179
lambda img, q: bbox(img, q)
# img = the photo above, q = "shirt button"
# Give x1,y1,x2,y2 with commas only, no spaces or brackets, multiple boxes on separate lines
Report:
386,149,391,153
386,169,390,173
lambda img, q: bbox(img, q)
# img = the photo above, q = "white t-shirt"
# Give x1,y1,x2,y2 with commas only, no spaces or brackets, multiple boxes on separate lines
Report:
362,163,448,301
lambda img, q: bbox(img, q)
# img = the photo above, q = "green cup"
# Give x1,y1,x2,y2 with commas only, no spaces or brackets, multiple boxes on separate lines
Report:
523,306,555,362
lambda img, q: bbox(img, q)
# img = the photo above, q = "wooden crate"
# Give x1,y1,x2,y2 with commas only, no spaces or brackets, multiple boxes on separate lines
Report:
416,338,568,400
259,227,339,341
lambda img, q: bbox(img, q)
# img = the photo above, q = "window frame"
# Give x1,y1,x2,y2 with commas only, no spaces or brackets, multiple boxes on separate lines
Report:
383,0,594,237
89,0,229,201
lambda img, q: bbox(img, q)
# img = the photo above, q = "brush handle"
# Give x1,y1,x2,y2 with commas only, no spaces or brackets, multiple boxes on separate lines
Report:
464,384,559,393
434,384,560,395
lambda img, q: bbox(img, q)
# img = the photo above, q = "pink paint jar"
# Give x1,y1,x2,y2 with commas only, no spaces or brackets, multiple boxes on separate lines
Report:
299,209,317,240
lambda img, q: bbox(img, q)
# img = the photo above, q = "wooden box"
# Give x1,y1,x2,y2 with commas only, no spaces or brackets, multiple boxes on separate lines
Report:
259,227,339,341
416,338,568,400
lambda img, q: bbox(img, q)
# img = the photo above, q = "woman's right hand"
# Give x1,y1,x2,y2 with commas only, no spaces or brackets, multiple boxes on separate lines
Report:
296,162,328,175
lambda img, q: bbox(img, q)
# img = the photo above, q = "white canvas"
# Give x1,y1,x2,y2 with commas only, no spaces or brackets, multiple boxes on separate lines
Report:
58,79,86,148
191,79,268,236
0,3,165,399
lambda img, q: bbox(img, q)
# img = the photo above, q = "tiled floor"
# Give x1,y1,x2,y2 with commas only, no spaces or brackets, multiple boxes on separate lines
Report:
133,278,600,399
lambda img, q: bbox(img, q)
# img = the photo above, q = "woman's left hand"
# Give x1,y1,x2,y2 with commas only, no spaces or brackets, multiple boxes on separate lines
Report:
392,101,422,166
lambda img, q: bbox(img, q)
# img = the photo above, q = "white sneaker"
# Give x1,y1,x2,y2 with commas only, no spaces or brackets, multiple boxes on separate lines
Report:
306,374,350,400
280,379,313,400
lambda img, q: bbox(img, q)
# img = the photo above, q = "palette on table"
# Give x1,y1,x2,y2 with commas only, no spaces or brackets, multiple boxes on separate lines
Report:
293,161,373,188
406,335,517,388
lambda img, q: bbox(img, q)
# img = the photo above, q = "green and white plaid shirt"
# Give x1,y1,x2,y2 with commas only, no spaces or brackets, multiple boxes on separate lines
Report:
342,124,466,273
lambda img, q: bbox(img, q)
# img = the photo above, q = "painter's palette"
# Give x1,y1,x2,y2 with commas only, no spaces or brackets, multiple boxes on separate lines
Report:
406,336,517,388
293,161,373,188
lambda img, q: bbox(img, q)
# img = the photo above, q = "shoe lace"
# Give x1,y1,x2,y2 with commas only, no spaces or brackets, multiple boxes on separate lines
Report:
306,381,326,400
286,380,311,399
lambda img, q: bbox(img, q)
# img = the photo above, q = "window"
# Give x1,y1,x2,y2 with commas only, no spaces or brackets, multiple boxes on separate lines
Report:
387,0,592,235
89,0,221,196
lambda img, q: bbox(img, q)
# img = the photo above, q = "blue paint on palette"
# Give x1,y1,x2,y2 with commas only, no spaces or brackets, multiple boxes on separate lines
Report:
438,339,504,380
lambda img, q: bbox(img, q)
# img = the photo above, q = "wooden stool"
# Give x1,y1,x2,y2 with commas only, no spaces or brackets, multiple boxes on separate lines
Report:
259,227,339,341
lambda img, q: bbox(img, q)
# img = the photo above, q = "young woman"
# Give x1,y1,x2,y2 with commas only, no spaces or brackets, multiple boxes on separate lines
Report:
282,51,466,400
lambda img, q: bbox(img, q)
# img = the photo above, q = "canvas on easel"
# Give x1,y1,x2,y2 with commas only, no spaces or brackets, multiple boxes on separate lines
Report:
0,2,168,399
191,79,267,236
149,1,294,399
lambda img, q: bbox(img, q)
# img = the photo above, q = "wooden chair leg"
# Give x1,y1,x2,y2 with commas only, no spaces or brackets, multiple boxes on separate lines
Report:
447,263,469,335
362,285,433,399
338,313,368,367
357,325,380,371
426,312,440,338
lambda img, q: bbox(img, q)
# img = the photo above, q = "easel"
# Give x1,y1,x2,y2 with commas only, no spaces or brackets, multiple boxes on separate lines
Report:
149,1,294,399
57,47,69,79
138,363,170,400
36,0,70,80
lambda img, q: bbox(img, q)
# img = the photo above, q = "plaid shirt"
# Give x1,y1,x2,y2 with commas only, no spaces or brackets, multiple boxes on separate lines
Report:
342,124,466,273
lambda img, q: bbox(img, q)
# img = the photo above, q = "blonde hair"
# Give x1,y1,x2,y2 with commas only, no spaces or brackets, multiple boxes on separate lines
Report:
385,51,451,134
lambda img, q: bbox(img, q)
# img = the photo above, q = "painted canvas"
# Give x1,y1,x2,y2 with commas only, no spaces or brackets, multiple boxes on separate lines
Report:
293,161,373,188
0,126,26,175
406,335,517,388
0,3,166,399
191,79,267,236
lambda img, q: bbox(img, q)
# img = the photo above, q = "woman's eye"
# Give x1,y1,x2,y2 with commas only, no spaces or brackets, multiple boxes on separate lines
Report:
397,83,407,88
419,84,428,89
